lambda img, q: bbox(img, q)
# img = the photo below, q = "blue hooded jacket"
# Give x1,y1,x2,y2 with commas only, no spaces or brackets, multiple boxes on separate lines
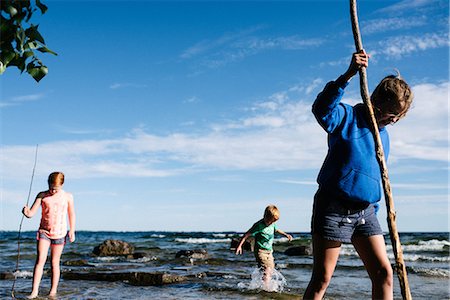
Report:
312,76,389,210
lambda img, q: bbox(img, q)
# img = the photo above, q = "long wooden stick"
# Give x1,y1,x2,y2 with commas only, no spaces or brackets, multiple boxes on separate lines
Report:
349,1,412,299
11,144,39,299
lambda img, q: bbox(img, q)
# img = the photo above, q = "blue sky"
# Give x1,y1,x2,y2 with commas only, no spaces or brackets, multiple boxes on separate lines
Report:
1,0,448,232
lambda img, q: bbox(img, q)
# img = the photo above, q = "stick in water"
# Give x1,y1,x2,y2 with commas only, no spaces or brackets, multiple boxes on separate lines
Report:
11,144,39,299
349,1,412,299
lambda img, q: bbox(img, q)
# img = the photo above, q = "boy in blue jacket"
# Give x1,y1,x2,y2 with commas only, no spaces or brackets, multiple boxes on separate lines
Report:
303,51,413,300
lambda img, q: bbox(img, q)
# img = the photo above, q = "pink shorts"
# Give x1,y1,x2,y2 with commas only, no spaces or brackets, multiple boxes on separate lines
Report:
37,232,67,246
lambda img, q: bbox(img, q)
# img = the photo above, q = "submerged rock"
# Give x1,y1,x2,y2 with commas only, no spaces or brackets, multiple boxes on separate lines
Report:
93,239,135,256
129,252,154,259
175,249,208,259
284,245,312,256
63,259,91,266
62,271,186,286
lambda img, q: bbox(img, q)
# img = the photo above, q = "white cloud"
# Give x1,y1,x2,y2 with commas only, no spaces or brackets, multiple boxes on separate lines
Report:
362,17,426,35
389,82,449,162
1,81,447,182
181,26,323,69
180,26,263,59
277,179,317,186
0,93,44,108
377,0,435,14
109,83,147,89
378,33,449,59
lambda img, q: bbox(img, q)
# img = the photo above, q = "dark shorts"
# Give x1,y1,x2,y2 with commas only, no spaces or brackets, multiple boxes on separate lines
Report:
311,190,383,243
37,232,67,246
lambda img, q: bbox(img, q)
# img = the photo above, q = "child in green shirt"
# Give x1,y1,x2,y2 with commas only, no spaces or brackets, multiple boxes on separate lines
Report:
236,205,292,289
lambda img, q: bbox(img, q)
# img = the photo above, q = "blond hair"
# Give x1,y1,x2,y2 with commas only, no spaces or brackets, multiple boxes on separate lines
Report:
264,205,280,220
371,72,414,123
48,172,65,186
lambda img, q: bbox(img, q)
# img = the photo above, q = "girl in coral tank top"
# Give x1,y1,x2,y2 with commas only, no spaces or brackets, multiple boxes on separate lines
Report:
22,172,76,299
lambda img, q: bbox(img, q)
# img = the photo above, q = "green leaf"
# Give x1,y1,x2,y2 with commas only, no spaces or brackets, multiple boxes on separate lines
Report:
1,50,17,66
35,0,48,14
0,62,6,75
25,41,39,50
27,64,48,82
25,25,45,44
8,56,27,73
23,50,35,59
36,46,57,55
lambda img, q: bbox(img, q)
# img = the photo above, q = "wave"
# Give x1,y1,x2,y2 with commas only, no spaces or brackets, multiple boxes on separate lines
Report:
212,233,234,238
150,234,166,238
175,238,231,244
386,239,449,252
13,270,33,278
409,267,450,278
391,253,450,262
95,256,122,262
129,256,158,263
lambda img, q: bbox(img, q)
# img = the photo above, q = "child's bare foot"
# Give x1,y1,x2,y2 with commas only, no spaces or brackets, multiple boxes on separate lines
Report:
49,291,57,298
26,292,38,299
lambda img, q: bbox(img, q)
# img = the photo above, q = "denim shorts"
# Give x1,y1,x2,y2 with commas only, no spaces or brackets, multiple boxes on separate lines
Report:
37,231,67,245
311,190,383,243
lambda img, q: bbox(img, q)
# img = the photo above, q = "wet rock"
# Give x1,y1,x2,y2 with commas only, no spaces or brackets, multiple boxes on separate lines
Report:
175,249,208,259
93,239,135,256
284,245,312,256
129,272,186,286
0,272,14,280
128,252,151,259
62,271,186,286
230,237,254,252
63,259,90,266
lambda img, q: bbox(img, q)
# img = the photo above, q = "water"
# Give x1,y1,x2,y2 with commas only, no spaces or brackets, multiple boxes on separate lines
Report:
1,231,448,299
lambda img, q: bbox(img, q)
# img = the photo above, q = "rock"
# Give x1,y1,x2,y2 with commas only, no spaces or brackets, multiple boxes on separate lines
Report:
230,237,254,252
63,259,90,266
129,272,186,286
93,239,135,256
62,271,186,286
131,252,151,259
284,245,312,256
0,272,14,280
175,249,208,259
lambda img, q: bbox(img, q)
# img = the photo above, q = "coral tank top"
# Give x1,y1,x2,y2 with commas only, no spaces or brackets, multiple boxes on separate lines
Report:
39,190,70,239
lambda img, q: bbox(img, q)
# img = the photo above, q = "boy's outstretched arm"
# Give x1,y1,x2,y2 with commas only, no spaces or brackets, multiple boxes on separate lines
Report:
276,229,293,242
235,231,252,255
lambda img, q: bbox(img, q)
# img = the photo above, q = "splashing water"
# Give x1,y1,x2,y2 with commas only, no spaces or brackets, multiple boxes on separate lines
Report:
237,268,287,293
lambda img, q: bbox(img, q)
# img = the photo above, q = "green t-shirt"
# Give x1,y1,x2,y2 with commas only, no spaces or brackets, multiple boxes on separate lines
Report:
249,219,277,251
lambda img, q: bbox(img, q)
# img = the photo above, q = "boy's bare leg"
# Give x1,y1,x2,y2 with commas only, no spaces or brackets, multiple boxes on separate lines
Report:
262,266,273,290
352,235,393,300
303,234,341,300
49,244,65,296
28,239,51,299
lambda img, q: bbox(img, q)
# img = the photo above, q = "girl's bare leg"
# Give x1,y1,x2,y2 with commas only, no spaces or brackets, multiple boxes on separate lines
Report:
303,234,341,300
352,234,393,300
28,239,51,299
49,244,65,296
